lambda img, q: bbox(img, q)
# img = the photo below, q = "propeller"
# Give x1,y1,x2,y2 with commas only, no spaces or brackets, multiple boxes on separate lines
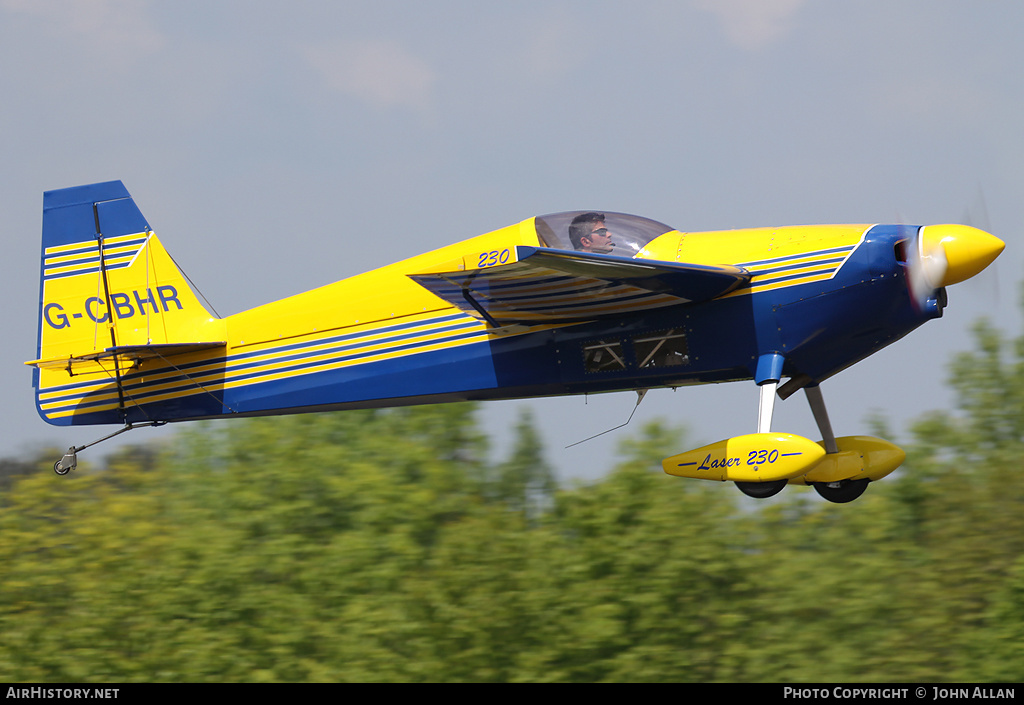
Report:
904,223,1005,311
905,226,949,311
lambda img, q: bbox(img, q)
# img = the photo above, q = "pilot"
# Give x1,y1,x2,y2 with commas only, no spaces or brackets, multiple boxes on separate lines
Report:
569,212,615,254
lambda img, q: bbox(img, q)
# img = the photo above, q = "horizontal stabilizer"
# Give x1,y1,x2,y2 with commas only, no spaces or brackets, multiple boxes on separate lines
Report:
27,342,226,373
409,246,748,324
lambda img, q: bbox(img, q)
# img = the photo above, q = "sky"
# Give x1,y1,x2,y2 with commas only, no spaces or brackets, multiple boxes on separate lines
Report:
2,1,1020,482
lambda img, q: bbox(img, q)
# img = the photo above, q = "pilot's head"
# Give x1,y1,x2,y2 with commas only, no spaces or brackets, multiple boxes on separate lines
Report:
569,212,613,254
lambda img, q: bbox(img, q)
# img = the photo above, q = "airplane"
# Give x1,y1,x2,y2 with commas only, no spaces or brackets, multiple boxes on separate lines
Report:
28,180,1004,502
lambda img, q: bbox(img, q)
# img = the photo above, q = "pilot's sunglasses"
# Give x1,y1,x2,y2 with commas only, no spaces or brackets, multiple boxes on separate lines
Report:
590,228,610,237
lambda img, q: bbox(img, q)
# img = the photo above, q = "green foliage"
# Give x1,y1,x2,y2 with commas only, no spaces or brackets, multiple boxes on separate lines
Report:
1,308,1023,681
488,408,555,517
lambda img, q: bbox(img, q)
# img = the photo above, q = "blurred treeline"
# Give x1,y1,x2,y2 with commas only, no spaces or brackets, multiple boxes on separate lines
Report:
2,318,1023,683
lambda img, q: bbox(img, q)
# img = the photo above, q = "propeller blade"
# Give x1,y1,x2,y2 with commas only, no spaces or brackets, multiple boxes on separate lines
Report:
906,227,948,310
962,192,1001,305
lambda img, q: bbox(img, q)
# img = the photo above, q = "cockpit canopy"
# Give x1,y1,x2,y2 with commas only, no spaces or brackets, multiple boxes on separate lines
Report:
534,211,676,258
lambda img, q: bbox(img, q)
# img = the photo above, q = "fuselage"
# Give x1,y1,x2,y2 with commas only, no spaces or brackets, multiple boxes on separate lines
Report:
34,206,935,426
210,222,935,416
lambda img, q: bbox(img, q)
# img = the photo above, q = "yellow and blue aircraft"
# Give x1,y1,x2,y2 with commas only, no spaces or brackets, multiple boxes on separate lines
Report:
29,180,1004,502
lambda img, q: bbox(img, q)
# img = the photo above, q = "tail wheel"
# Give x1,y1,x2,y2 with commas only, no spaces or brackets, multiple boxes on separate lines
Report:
813,479,869,503
735,479,787,499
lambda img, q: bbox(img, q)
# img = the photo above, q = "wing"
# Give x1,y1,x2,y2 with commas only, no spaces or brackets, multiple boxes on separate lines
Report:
409,246,748,325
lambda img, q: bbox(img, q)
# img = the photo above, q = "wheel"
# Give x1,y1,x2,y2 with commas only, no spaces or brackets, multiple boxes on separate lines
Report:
735,479,788,499
813,479,869,503
54,448,76,476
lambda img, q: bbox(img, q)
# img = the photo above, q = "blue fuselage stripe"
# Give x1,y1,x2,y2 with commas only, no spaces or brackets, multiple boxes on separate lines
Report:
38,315,485,412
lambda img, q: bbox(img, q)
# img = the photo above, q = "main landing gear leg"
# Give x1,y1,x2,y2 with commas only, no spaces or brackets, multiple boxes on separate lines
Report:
805,385,838,454
803,385,869,503
735,354,789,499
758,378,777,435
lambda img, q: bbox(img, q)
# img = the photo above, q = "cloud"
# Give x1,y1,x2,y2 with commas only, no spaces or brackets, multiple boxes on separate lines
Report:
0,0,164,58
693,0,807,50
301,39,436,112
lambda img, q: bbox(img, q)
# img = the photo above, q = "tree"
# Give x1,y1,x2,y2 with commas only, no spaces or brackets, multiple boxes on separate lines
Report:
2,301,1024,683
490,407,556,517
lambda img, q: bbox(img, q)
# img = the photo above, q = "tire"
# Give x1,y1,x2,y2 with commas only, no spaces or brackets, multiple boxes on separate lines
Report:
735,479,787,499
813,479,869,503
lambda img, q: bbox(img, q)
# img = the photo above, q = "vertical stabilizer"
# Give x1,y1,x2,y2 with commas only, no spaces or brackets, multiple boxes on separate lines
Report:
30,181,225,425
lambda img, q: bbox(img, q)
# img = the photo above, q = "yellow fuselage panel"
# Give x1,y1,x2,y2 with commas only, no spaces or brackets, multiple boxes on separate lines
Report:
225,220,540,348
630,224,871,268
